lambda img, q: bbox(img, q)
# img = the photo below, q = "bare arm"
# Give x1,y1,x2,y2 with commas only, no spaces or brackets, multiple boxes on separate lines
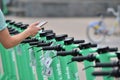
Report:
0,21,41,49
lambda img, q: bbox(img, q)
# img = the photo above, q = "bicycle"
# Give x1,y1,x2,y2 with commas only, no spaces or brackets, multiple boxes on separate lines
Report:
86,6,120,44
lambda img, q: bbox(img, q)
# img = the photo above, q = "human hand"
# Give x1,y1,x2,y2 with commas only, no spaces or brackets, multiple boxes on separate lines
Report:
26,21,41,37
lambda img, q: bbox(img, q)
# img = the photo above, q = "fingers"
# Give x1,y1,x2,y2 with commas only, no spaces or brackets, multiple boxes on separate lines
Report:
27,21,45,36
31,21,40,26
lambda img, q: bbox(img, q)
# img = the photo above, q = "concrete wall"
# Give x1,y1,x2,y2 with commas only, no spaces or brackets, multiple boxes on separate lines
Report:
13,0,120,17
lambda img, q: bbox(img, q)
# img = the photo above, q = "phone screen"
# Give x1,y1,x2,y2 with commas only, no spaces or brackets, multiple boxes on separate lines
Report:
36,21,47,28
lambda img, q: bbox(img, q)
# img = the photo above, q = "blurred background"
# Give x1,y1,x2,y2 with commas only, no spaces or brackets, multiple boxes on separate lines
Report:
1,0,120,17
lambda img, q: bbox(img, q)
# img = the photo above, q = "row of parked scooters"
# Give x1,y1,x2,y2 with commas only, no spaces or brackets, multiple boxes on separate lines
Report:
0,20,120,80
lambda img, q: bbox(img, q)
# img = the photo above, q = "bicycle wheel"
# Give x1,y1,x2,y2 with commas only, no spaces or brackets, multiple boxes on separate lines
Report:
86,25,106,44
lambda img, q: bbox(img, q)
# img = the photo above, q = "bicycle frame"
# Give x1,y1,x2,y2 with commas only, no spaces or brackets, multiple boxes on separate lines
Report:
87,6,120,43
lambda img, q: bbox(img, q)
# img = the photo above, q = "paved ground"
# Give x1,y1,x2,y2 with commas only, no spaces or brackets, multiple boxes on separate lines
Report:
1,16,120,80
6,16,120,48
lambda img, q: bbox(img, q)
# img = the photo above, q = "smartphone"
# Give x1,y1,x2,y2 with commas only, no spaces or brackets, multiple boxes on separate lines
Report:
36,21,47,28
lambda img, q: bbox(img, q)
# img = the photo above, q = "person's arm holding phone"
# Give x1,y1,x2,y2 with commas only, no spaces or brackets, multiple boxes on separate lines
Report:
0,9,49,49
0,21,41,49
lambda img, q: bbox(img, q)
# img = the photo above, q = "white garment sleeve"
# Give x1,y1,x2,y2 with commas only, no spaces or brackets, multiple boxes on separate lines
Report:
0,9,7,31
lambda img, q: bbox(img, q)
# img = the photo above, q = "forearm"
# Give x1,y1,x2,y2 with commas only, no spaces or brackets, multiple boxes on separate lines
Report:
9,29,31,48
0,28,31,49
0,21,40,49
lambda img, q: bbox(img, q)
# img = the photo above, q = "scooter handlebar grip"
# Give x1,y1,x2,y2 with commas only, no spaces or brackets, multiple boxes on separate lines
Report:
90,44,97,47
72,54,96,62
73,40,85,44
57,49,79,56
42,45,63,51
92,71,110,76
37,42,52,47
109,47,118,52
72,56,86,62
21,38,38,43
43,30,53,34
29,41,44,46
95,61,119,67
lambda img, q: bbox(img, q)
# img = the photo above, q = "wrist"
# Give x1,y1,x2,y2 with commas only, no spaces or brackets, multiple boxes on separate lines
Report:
23,29,32,37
